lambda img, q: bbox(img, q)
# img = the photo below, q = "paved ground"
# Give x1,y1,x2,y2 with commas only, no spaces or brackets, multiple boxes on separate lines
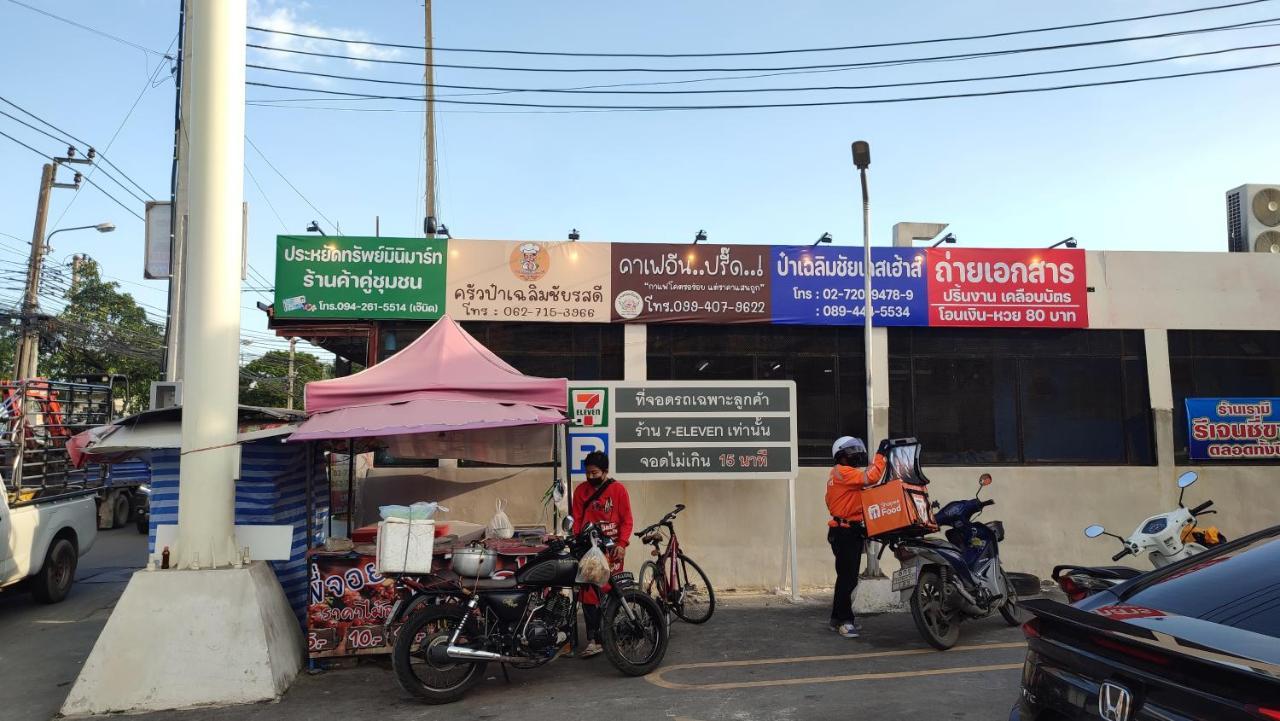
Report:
0,526,147,721
0,532,1035,720
133,597,1029,721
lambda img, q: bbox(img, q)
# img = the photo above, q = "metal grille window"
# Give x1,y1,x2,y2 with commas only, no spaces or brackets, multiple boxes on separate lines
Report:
889,328,1154,466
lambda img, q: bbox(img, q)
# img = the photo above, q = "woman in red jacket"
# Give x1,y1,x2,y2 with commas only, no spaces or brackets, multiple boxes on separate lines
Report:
570,450,633,658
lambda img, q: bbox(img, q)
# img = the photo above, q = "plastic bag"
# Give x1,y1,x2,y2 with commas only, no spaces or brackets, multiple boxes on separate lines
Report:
379,502,448,521
575,539,611,585
487,499,514,539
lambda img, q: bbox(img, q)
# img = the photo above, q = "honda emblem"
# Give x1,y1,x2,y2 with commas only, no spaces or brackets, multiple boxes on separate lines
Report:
1098,681,1133,721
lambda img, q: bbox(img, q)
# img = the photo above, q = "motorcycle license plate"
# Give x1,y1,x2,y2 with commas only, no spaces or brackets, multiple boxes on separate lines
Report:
891,565,919,592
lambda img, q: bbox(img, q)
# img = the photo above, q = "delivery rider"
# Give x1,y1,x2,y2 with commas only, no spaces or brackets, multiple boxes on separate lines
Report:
826,436,889,638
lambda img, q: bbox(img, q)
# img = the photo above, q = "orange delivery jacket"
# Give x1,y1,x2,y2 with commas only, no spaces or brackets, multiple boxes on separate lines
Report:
825,454,888,527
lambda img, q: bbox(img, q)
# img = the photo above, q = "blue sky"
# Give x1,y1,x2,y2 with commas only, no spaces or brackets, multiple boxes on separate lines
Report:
1,0,1278,360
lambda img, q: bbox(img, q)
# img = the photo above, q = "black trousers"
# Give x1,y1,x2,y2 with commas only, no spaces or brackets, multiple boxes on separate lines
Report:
583,602,601,643
828,524,866,624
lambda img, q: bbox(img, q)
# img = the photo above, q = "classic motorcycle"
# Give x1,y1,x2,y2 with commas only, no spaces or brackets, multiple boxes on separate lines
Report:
388,517,668,704
1053,470,1227,602
885,473,1023,650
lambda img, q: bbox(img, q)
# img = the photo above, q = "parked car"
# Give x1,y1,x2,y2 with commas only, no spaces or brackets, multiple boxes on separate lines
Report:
1012,524,1280,720
1,474,98,603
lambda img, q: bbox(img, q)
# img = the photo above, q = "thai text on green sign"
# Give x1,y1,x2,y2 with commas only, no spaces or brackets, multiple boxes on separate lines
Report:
274,236,447,319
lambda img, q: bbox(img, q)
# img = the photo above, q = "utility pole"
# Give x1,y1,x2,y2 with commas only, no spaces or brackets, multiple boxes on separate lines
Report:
70,254,84,290
164,0,193,383
173,0,246,570
424,0,437,227
14,154,88,380
287,336,296,410
15,164,55,380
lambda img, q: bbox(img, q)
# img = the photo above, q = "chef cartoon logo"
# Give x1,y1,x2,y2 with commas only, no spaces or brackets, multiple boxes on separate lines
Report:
510,242,550,281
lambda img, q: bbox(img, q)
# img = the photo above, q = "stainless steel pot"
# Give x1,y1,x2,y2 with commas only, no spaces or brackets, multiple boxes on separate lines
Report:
451,545,497,577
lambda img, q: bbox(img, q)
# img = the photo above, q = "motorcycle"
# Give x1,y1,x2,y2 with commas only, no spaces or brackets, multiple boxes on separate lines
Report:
885,473,1023,650
1055,470,1227,602
388,516,668,704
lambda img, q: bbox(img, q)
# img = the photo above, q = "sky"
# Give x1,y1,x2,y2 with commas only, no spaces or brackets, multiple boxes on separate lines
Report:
1,0,1278,363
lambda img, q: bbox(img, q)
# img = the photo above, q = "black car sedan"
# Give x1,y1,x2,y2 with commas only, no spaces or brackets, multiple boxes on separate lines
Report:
1011,524,1280,720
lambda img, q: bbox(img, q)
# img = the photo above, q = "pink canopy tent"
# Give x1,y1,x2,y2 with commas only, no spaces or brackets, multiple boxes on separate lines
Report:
290,316,567,465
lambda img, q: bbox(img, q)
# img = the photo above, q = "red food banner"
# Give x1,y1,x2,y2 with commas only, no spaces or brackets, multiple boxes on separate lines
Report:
926,248,1088,328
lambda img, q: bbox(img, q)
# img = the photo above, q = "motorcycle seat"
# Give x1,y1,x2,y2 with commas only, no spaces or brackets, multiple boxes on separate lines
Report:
462,577,519,591
1051,564,1142,581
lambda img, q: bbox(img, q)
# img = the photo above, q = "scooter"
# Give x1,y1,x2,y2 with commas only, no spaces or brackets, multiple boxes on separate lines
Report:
1053,470,1227,602
885,473,1022,650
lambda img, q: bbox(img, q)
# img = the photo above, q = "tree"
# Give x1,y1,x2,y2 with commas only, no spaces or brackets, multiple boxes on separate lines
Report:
42,260,164,414
239,349,330,409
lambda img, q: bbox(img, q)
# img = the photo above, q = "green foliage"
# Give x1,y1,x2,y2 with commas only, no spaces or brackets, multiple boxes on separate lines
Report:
239,349,330,409
42,260,163,413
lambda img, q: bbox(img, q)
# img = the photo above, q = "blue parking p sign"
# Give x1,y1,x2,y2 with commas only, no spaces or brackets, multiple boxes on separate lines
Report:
569,432,609,477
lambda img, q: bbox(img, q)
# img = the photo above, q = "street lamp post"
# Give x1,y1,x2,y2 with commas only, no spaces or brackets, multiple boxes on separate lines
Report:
14,222,115,379
852,141,884,577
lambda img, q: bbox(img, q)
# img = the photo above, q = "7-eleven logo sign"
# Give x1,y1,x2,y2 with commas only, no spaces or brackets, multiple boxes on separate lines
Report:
571,388,608,427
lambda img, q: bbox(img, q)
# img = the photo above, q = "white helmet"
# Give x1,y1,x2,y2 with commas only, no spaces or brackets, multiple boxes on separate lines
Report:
832,436,867,461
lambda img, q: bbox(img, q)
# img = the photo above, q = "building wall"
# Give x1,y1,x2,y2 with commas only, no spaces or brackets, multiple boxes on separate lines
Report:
355,250,1280,590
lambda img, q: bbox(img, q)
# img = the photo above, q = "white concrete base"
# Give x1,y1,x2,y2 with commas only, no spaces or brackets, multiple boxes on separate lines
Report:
61,562,304,716
853,577,905,613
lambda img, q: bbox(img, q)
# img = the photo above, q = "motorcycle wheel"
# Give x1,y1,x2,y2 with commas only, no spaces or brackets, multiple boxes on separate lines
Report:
601,589,668,676
671,555,715,625
910,569,961,650
392,604,485,705
998,569,1023,626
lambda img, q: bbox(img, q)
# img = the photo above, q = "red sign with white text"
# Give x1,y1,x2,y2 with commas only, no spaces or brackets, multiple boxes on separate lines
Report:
926,248,1088,328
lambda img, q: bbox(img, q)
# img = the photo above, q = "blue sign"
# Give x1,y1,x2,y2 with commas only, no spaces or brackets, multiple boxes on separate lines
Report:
568,432,610,477
1185,397,1280,460
769,246,928,326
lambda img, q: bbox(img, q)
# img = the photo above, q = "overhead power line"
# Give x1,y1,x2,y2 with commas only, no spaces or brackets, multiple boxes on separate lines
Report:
0,127,145,220
246,0,1275,57
245,16,1280,73
246,60,1280,111
0,95,155,200
245,41,1280,96
3,0,171,57
244,135,338,234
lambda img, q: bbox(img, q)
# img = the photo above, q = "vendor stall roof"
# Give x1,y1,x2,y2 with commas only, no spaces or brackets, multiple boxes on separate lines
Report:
304,314,567,414
70,405,305,463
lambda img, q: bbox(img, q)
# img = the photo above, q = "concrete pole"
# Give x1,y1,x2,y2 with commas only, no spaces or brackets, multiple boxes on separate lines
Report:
173,0,246,570
165,0,194,382
15,164,55,380
424,0,437,224
287,337,297,410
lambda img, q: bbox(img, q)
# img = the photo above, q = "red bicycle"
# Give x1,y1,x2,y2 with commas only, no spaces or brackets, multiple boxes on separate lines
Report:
636,504,715,624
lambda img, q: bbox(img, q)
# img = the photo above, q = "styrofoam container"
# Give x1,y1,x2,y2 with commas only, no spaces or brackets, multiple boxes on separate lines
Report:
376,518,435,573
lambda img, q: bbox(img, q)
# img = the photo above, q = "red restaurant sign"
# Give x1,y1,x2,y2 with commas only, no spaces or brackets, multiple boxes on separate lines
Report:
926,248,1088,328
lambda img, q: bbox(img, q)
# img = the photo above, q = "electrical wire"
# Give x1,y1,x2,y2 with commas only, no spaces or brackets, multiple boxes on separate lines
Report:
244,59,1280,111
245,0,1275,57
245,41,1280,96
0,126,50,157
49,32,178,230
0,95,154,201
244,135,338,234
244,16,1280,73
3,0,171,58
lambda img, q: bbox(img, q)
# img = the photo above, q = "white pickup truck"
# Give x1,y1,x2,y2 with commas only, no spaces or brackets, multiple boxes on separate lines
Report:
1,478,98,603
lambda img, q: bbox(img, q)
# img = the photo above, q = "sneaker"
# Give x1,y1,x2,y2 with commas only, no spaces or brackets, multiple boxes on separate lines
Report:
829,619,862,632
579,641,603,658
837,622,860,639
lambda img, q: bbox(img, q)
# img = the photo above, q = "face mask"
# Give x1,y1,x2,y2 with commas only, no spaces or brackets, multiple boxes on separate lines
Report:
586,473,605,486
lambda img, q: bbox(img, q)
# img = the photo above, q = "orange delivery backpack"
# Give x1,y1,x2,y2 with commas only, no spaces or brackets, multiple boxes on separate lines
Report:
863,438,938,539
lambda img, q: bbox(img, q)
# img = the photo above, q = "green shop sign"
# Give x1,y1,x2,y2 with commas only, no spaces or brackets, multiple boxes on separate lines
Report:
274,235,448,320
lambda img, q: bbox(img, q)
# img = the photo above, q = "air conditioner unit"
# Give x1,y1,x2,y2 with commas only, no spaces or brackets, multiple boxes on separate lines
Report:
1226,184,1280,253
149,381,182,410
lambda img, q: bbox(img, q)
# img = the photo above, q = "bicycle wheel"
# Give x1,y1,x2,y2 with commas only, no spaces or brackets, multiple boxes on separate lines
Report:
671,555,715,624
639,560,665,603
